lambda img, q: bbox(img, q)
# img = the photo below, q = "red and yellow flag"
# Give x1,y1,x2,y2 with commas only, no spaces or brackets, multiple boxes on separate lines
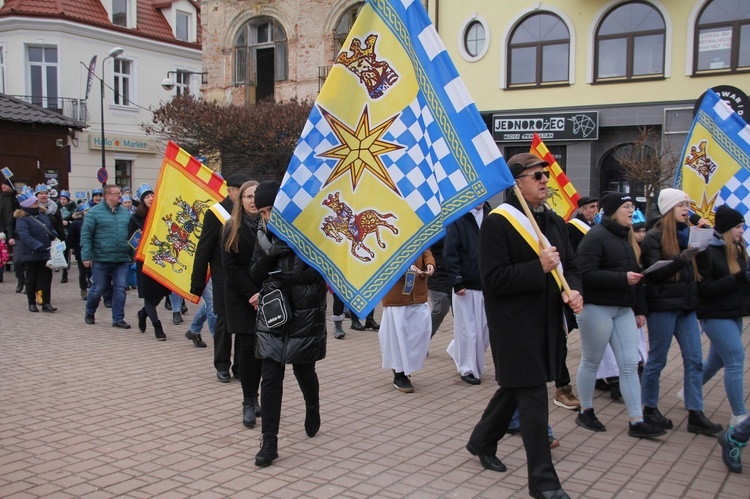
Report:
530,133,580,221
136,141,227,303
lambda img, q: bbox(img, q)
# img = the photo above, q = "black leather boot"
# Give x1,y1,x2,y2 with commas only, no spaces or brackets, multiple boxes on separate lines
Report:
350,318,365,331
154,321,166,341
242,399,256,428
365,317,380,331
28,303,39,312
253,397,261,417
41,304,57,312
16,278,24,293
255,433,278,467
137,308,148,333
643,406,673,430
688,410,723,435
305,402,320,437
61,269,68,283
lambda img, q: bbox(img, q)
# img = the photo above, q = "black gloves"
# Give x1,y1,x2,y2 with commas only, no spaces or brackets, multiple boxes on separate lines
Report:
268,239,293,258
679,246,700,262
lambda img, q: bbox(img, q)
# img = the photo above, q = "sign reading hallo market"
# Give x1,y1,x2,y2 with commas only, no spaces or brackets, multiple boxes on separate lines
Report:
89,134,159,154
493,111,599,142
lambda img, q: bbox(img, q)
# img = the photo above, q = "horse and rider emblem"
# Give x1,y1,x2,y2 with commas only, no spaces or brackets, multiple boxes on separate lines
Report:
148,196,212,273
321,192,398,262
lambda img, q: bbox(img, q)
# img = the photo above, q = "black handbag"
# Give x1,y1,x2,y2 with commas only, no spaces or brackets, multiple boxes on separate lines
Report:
259,288,292,329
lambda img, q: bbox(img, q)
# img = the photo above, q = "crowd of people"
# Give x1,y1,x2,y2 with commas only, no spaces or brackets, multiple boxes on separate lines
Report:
2,161,749,496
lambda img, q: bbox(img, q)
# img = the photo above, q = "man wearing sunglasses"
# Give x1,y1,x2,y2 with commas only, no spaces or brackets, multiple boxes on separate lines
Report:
466,153,583,499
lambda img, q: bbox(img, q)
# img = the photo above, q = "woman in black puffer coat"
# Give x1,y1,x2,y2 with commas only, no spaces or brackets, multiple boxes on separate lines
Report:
249,181,327,468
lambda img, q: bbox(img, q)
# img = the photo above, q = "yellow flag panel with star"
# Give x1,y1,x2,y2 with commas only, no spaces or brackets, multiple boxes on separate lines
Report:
675,90,750,237
268,0,514,317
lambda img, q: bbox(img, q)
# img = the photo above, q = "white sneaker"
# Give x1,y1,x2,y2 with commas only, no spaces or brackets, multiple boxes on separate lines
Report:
730,413,748,427
676,387,684,402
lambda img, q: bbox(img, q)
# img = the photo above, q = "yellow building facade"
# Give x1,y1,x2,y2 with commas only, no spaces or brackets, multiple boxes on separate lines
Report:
427,0,749,202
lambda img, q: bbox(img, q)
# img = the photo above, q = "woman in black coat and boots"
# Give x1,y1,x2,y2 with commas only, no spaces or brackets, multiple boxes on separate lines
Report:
129,183,170,341
250,180,327,467
14,191,58,312
221,180,263,429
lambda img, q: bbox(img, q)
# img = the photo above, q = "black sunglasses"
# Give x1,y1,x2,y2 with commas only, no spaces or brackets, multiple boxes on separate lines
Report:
516,170,550,181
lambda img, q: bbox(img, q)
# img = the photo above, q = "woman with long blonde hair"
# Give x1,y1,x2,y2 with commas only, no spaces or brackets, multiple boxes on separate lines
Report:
221,180,262,429
640,188,721,436
695,205,750,428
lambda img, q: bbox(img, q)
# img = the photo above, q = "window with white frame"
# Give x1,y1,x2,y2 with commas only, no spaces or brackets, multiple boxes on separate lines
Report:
464,21,486,58
508,13,569,87
28,46,59,110
176,10,191,42
694,0,750,73
175,70,191,96
112,0,128,27
113,58,132,106
594,1,665,82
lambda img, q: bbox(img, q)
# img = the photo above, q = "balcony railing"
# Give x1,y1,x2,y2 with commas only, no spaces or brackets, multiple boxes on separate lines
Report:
9,95,89,123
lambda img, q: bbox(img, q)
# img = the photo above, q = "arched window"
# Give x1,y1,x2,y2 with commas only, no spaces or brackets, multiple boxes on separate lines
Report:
334,2,365,58
595,1,665,82
234,18,287,102
694,0,750,74
507,13,569,87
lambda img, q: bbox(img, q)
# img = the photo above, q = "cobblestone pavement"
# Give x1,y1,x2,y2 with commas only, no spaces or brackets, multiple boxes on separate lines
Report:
1,266,749,498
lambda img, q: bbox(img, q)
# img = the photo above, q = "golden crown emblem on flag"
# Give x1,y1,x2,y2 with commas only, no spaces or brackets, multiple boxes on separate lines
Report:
336,34,399,99
684,140,717,184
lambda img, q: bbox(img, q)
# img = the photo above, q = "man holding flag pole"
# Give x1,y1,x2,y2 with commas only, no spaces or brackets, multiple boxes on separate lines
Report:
467,153,582,499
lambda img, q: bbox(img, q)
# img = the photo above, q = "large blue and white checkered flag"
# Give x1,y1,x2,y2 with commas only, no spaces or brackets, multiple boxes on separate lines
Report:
267,0,514,317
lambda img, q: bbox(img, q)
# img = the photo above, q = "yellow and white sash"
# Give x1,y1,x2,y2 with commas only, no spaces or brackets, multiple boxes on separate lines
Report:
492,203,563,291
567,217,590,236
208,202,231,226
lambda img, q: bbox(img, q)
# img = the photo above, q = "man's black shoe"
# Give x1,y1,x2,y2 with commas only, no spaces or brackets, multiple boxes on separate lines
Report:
531,488,571,499
172,311,183,324
217,371,231,383
185,331,207,347
104,301,112,308
16,279,24,293
112,321,131,329
643,406,673,430
164,300,172,311
84,314,95,324
350,318,366,331
28,303,39,312
461,373,481,385
41,304,57,312
465,442,507,472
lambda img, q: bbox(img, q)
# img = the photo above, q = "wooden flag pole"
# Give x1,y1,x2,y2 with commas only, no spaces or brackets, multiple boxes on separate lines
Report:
512,183,573,297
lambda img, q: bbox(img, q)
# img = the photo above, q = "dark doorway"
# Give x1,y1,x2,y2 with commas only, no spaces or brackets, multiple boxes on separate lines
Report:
256,47,275,102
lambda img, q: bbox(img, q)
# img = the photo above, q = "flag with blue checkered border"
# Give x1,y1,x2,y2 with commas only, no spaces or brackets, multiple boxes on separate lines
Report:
675,90,750,244
268,0,514,317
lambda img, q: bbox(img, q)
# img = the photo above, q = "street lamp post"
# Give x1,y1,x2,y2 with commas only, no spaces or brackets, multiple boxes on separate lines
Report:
100,47,125,187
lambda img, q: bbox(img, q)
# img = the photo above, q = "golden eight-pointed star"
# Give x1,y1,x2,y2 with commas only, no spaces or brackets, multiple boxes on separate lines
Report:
319,105,403,194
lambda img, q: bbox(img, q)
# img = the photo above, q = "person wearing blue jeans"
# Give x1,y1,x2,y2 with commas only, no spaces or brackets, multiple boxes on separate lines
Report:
507,410,559,449
720,416,750,473
185,278,216,348
80,184,132,328
695,205,750,428
575,192,664,439
86,262,130,325
640,188,721,435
